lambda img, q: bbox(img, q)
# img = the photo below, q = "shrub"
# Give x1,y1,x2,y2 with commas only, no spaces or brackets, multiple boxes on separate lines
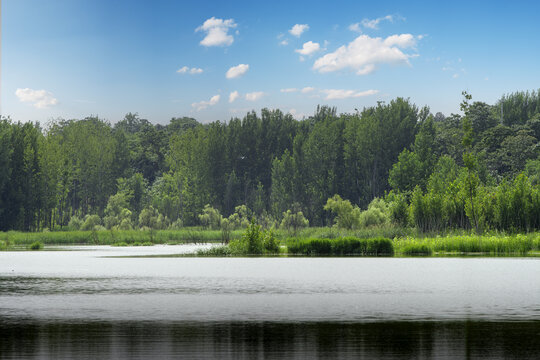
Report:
280,208,309,235
262,229,280,254
324,195,361,229
29,241,43,250
68,216,84,231
81,215,102,231
168,218,183,230
198,205,223,230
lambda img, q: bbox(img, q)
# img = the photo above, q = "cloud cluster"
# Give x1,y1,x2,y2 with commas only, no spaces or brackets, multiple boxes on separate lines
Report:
192,94,220,111
289,24,309,37
177,66,203,74
295,41,320,56
15,88,58,108
196,17,237,47
226,64,249,79
313,34,418,75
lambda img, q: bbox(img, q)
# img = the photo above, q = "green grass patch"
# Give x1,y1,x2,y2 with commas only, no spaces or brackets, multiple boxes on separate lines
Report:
395,234,540,255
286,237,394,256
0,228,243,246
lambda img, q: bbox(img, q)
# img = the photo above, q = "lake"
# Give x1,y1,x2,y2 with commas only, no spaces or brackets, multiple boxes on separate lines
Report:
1,245,539,358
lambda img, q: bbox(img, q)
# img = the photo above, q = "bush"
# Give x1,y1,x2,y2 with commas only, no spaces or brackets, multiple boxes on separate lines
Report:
68,216,84,231
29,241,43,250
168,218,183,230
359,198,389,227
324,195,361,229
80,215,102,231
280,207,309,235
198,204,223,230
262,229,280,254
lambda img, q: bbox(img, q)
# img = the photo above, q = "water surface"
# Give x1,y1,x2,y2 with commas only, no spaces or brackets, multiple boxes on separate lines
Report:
1,245,539,358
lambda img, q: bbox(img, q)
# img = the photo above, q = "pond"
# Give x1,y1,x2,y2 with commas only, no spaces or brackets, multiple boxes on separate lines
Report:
1,245,539,358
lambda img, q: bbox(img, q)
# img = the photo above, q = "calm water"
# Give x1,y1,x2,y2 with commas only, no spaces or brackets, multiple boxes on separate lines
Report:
1,245,539,358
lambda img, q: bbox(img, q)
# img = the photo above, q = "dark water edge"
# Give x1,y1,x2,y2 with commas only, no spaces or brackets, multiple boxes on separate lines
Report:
1,320,539,359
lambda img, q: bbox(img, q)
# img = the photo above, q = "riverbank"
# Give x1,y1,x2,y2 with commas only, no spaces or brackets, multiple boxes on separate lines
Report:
2,229,540,257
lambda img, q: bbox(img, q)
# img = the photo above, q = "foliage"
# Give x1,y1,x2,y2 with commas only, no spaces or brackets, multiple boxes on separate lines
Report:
280,203,309,235
28,241,43,250
198,204,223,230
324,195,361,229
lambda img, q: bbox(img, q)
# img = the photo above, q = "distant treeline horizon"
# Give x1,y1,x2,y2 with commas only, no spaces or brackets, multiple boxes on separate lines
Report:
0,89,539,233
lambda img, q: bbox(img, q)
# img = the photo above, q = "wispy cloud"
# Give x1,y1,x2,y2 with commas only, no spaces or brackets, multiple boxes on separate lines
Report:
348,23,362,33
245,91,265,101
280,88,298,93
301,87,316,93
226,64,249,79
196,17,237,47
15,88,58,108
361,15,394,29
177,66,203,74
322,89,379,100
229,91,240,103
192,94,220,111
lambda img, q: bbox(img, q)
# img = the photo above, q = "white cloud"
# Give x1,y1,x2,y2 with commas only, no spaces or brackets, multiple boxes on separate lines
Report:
349,23,362,33
229,91,240,103
289,24,309,37
245,91,264,101
15,88,58,108
322,89,379,100
177,66,203,74
361,15,394,29
383,34,416,48
289,108,306,120
295,41,320,56
280,39,289,46
301,87,315,93
313,34,418,75
281,88,298,93
226,64,249,79
192,94,220,111
196,17,237,47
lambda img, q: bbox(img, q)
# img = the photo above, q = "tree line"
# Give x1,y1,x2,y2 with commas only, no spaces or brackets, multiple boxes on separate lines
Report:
0,90,539,233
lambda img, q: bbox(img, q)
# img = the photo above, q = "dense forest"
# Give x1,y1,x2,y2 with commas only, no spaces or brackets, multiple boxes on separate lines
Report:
1,90,540,233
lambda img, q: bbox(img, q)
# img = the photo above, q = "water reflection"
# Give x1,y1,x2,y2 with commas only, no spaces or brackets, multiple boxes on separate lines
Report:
1,321,539,359
1,247,539,358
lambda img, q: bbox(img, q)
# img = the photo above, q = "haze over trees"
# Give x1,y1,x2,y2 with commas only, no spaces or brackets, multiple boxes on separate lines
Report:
1,90,539,233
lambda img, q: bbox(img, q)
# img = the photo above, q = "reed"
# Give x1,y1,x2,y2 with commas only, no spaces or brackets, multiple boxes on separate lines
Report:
394,234,540,255
287,237,394,256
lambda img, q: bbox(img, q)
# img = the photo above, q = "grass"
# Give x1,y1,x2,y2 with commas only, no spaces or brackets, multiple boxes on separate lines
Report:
0,228,244,246
394,234,540,256
286,237,394,256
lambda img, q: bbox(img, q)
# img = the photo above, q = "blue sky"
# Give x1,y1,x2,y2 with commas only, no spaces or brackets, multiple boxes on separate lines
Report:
2,0,540,124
